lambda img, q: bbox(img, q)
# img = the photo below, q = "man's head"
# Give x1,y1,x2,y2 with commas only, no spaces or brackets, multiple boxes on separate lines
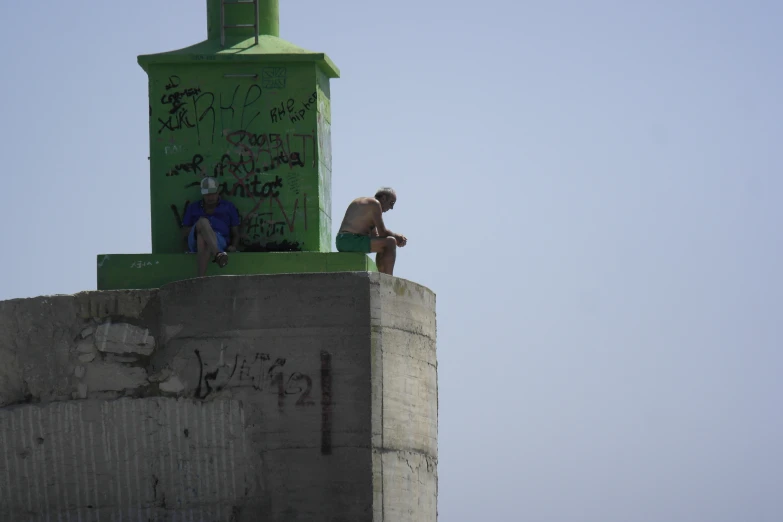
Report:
201,177,220,205
375,187,397,212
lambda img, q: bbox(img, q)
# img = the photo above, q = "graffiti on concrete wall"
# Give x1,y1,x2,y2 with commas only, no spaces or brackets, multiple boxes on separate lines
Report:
192,346,333,454
193,349,314,408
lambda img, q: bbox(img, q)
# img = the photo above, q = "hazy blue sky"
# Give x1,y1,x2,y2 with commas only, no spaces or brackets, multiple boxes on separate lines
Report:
1,0,782,520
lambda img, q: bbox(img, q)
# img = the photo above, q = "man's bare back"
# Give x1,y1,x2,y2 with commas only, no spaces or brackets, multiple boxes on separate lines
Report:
335,188,406,275
338,197,383,236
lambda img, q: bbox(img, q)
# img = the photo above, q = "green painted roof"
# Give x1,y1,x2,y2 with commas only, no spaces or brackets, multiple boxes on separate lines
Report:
138,35,339,78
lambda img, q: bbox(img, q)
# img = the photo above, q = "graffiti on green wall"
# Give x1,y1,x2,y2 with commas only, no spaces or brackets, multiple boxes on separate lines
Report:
149,63,331,254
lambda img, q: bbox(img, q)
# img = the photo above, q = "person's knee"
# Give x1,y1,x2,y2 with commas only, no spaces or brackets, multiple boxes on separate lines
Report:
384,237,397,251
195,217,211,231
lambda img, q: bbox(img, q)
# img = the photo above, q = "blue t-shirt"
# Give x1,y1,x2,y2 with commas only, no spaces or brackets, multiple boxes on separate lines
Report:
182,199,241,238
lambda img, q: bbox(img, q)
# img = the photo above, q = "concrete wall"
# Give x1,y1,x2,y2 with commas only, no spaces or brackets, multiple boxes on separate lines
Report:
0,273,437,521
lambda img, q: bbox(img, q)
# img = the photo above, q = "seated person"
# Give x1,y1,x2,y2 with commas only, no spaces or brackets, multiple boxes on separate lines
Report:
181,177,240,277
336,187,407,275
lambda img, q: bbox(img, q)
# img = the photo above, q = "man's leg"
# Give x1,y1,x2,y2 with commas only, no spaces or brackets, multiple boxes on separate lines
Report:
371,237,397,275
195,217,221,276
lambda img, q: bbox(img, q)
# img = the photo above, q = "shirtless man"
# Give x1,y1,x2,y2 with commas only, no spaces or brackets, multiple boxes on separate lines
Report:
336,187,407,275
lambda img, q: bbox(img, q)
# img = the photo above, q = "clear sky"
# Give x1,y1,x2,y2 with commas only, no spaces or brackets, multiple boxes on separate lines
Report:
1,0,782,520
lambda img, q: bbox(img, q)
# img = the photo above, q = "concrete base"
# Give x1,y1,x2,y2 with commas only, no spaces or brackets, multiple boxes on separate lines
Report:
0,273,436,521
96,252,378,290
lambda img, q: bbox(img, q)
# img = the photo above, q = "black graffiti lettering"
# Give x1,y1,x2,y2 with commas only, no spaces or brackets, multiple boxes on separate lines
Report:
170,200,191,228
166,154,204,177
165,75,181,90
220,85,240,130
158,116,173,133
161,88,202,114
221,174,283,199
249,176,264,196
270,98,296,123
268,133,283,156
267,221,286,237
169,99,184,115
242,213,288,242
251,134,267,147
237,352,271,391
268,357,287,409
270,103,285,123
290,109,306,123
217,84,263,131
193,349,239,399
271,372,285,408
245,222,259,236
214,154,232,177
225,130,309,171
289,152,303,167
194,349,314,403
243,239,302,252
260,176,283,198
241,85,263,130
273,100,288,119
302,92,317,111
267,358,286,378
243,212,271,238
158,108,195,134
193,91,216,145
255,152,302,172
194,349,216,399
289,373,314,406
290,92,318,123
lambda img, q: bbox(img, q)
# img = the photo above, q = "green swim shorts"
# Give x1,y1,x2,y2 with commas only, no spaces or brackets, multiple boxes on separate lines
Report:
336,232,371,253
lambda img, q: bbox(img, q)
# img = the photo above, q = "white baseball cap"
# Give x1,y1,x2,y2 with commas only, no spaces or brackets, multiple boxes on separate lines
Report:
200,177,219,195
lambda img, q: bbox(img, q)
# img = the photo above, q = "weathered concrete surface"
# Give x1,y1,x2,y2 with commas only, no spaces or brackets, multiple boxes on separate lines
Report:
0,273,437,521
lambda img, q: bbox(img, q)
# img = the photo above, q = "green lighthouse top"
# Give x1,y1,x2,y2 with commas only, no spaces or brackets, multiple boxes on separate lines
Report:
208,0,280,39
138,0,339,78
138,0,341,257
96,0,378,290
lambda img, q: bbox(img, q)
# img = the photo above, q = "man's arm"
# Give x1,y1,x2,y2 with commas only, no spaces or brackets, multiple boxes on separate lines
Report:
228,225,240,252
371,201,393,237
227,202,241,252
371,201,407,246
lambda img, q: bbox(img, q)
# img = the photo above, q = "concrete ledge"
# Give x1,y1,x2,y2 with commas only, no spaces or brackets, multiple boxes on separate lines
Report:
96,252,377,290
0,273,436,521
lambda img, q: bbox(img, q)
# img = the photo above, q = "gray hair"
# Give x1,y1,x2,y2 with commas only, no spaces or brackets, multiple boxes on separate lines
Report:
375,187,396,199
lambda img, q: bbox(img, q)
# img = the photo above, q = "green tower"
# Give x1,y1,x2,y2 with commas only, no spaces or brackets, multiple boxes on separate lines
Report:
97,0,376,290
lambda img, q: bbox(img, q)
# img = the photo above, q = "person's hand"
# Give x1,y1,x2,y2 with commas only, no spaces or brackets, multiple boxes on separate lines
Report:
227,245,237,253
394,234,408,247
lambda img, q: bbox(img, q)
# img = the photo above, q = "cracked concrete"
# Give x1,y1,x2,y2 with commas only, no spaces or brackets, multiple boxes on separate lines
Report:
0,273,437,521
